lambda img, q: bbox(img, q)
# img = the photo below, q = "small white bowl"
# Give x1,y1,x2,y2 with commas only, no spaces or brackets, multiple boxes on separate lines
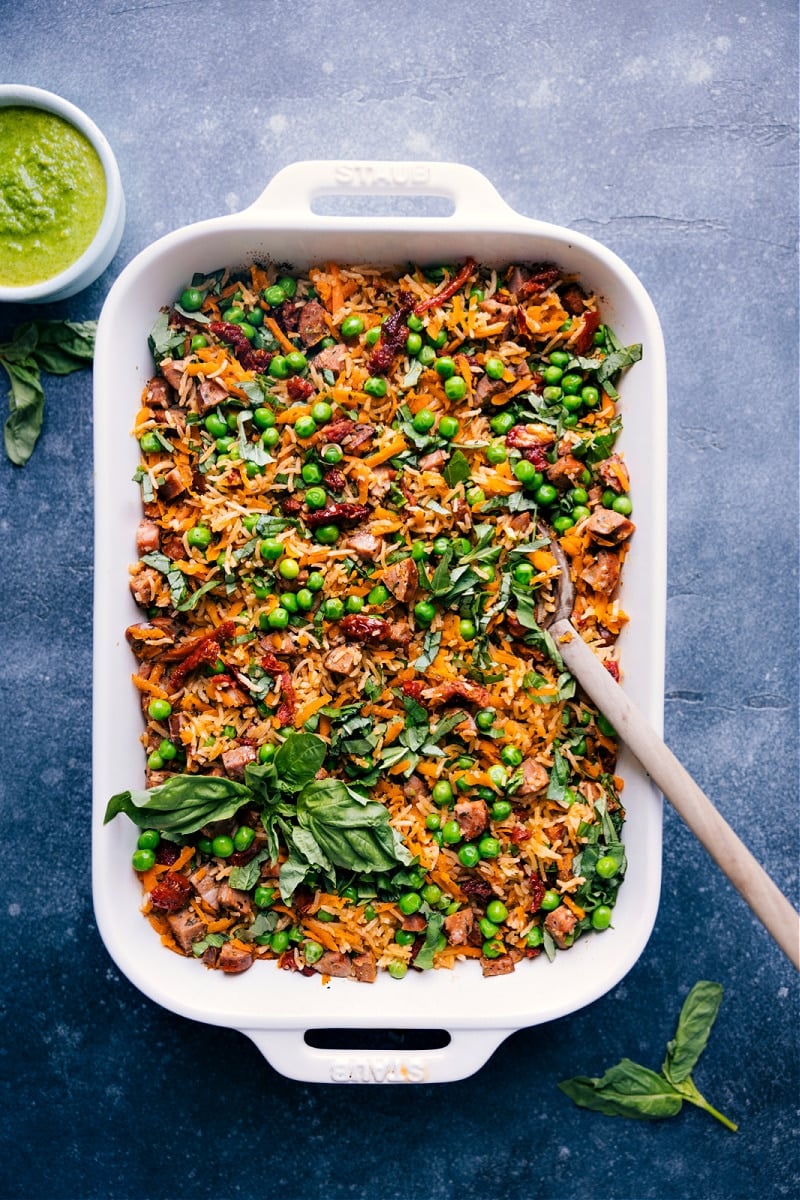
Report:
0,85,125,303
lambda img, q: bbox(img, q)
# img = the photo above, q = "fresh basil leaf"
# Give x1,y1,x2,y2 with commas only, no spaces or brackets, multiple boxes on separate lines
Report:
547,747,570,802
297,778,412,873
2,358,45,466
662,981,724,1085
30,319,97,372
104,774,252,834
0,322,39,362
175,577,220,613
148,311,186,361
413,629,442,670
443,448,471,487
273,732,327,791
559,1059,683,1121
228,851,269,891
412,912,444,970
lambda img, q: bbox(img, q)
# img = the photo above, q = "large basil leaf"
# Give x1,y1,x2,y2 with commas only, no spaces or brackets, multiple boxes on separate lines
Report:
273,733,327,791
662,981,724,1085
559,1059,683,1121
104,774,252,834
297,778,413,874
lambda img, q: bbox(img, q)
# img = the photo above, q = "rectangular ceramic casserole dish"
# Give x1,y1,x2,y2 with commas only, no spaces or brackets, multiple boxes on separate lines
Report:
92,161,667,1084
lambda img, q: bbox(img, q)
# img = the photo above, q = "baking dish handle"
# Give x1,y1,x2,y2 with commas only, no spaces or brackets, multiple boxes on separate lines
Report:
242,1026,512,1084
245,160,518,224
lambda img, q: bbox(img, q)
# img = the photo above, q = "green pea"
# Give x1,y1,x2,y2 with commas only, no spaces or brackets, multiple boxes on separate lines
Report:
527,926,544,948
406,331,423,355
311,400,332,424
197,837,214,855
484,356,505,380
479,917,500,938
489,411,515,435
340,315,364,338
581,385,600,407
482,937,505,959
238,322,256,342
251,407,275,432
395,929,416,946
296,588,315,612
187,524,212,549
367,583,390,606
261,427,280,448
571,505,591,523
561,373,582,394
612,494,633,515
534,483,558,506
427,329,448,349
487,765,508,791
417,345,437,367
279,593,299,614
475,708,495,731
190,334,208,352
513,459,538,486
458,844,481,868
179,286,204,311
451,536,471,557
258,743,275,764
278,557,300,580
139,432,161,455
549,349,571,367
399,892,422,915
596,855,620,879
486,440,507,465
442,820,462,845
286,350,308,374
270,929,291,953
591,905,613,930
500,745,522,768
425,813,441,831
307,571,325,591
294,415,318,439
478,835,501,859
434,356,456,380
323,597,345,620
540,889,561,912
387,960,408,979
132,848,156,872
260,537,284,561
513,561,534,586
413,600,436,626
543,364,564,386
147,751,164,770
204,412,228,438
303,939,324,964
304,486,328,510
363,376,387,398
438,415,459,439
212,834,234,858
269,355,289,379
542,386,563,402
158,739,177,762
412,408,436,433
459,618,476,641
345,594,365,614
233,826,255,852
148,698,172,721
410,541,427,561
444,376,467,401
267,606,289,629
315,524,340,546
276,276,297,298
248,306,264,327
137,829,161,851
407,313,424,332
552,515,575,534
263,284,287,306
321,442,344,464
486,900,508,924
432,780,454,807
490,799,512,821
466,486,485,506
364,327,381,346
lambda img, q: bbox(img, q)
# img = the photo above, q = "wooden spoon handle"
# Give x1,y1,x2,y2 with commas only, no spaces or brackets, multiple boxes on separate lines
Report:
551,617,800,970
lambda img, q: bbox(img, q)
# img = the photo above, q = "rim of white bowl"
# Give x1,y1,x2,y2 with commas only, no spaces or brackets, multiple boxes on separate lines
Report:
0,84,125,303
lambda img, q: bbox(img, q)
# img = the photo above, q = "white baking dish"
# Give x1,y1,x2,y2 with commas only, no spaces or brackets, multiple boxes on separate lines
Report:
92,161,667,1084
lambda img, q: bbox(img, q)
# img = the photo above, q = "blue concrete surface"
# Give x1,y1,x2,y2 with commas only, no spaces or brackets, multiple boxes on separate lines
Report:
0,2,797,1198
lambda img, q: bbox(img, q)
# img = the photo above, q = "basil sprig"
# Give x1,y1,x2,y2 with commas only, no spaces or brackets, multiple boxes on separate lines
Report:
1,320,97,465
559,981,737,1131
104,731,413,900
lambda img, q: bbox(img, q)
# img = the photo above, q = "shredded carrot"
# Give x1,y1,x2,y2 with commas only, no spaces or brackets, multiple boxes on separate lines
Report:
264,317,297,356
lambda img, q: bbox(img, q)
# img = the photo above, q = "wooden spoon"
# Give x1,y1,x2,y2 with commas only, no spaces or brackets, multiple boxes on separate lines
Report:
544,532,799,970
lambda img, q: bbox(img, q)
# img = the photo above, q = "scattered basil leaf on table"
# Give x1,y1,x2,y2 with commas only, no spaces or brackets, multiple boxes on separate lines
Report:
559,981,737,1131
1,320,97,465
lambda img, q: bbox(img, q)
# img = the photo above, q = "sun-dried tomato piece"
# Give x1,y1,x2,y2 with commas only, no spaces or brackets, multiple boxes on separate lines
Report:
208,321,272,373
154,841,180,866
413,259,476,315
339,614,391,644
170,620,236,689
286,376,314,400
304,502,369,531
528,876,546,912
150,871,192,912
367,291,416,374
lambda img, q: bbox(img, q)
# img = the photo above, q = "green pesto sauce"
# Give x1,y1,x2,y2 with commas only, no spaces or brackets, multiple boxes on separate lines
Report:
0,106,107,287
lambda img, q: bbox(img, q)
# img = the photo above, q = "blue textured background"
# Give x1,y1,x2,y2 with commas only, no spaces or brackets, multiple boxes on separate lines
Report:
1,2,797,1198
